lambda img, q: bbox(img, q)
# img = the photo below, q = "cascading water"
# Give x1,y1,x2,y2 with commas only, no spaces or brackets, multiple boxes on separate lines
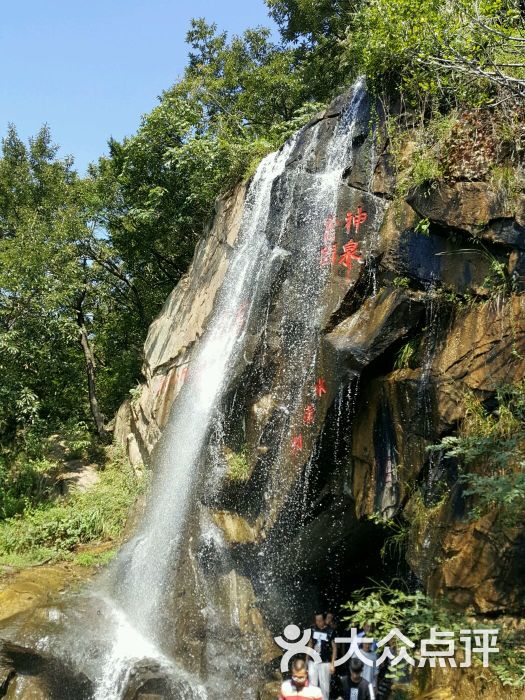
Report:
89,132,299,700
38,78,373,699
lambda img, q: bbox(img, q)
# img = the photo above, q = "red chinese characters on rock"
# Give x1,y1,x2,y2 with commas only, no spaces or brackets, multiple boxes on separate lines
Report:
315,377,327,398
303,403,315,425
291,378,327,452
345,206,368,235
320,243,338,268
323,215,337,243
339,240,362,278
320,209,366,273
291,434,304,453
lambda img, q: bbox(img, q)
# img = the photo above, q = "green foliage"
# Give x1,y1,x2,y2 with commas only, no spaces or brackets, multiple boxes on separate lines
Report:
0,454,56,520
343,584,525,687
72,547,117,568
0,125,147,447
491,643,525,688
431,384,525,522
267,0,525,106
0,451,145,564
368,513,410,562
342,584,460,642
266,0,351,99
465,235,516,295
225,447,251,482
266,0,350,43
94,19,326,324
0,126,90,436
414,218,431,236
395,339,420,370
341,0,523,104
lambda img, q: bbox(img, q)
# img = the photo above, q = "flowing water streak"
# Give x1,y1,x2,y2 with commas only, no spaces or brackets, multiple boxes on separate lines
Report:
261,79,368,513
92,136,298,697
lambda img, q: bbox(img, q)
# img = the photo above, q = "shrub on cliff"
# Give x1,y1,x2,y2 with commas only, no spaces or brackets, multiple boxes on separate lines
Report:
431,382,525,524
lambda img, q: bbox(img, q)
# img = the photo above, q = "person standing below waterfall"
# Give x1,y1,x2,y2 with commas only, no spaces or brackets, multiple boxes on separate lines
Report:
358,641,378,698
346,658,372,700
307,612,337,700
279,658,323,699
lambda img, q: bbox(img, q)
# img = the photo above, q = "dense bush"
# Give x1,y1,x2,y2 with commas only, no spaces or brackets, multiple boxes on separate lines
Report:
431,383,525,523
0,451,145,565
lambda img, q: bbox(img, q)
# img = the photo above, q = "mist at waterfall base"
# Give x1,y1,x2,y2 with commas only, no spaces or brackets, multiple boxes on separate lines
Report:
41,79,371,699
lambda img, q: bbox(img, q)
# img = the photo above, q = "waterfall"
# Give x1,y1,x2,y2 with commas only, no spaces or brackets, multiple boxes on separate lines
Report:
45,78,370,699
89,135,298,700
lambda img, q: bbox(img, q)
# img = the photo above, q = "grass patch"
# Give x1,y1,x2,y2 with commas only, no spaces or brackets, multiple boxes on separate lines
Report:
388,111,457,199
225,447,251,482
71,548,117,568
0,450,145,566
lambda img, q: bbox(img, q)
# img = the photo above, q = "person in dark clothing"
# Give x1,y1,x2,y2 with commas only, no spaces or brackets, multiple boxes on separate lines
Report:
375,655,393,700
308,612,337,700
326,611,335,629
324,612,344,700
346,658,371,700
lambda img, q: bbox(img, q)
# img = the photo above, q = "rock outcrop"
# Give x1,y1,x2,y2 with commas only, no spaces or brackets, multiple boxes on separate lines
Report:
113,88,525,695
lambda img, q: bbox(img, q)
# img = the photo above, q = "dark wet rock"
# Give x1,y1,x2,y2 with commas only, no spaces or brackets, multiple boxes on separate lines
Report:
345,130,396,199
395,229,492,293
121,661,173,700
0,641,92,699
326,288,425,370
351,371,436,518
483,218,525,250
510,249,525,289
407,181,516,234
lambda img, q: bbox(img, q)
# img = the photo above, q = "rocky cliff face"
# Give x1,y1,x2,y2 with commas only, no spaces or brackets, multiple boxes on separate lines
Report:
115,89,525,693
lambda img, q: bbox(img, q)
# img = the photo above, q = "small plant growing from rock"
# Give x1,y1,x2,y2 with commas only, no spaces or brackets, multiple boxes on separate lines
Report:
395,338,420,370
392,276,411,288
414,217,431,236
224,446,251,482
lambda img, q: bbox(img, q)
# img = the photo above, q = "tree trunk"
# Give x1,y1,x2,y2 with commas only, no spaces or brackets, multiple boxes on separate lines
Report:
75,297,107,439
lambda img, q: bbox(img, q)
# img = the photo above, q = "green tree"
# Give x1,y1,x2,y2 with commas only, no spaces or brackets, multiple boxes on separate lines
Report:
0,126,94,441
0,126,145,445
431,384,525,524
95,20,324,321
340,0,525,103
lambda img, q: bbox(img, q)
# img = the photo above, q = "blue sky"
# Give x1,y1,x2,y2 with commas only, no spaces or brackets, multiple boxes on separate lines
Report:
0,1,274,173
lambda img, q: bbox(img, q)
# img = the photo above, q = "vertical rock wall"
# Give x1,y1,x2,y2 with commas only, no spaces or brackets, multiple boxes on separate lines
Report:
114,90,525,691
